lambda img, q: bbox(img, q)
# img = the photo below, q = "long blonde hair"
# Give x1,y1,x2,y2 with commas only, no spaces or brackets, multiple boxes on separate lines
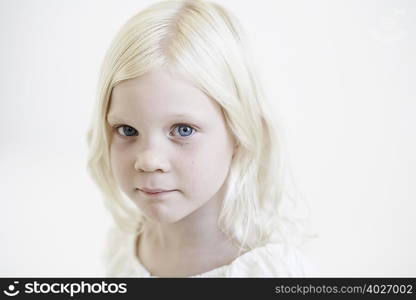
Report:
86,0,314,257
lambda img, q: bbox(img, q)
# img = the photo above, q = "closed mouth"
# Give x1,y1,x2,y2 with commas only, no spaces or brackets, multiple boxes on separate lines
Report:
137,188,176,195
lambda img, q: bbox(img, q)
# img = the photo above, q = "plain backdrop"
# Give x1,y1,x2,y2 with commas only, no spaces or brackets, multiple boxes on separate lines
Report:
0,0,415,277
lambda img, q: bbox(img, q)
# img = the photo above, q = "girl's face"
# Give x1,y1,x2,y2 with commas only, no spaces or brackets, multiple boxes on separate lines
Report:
107,67,237,223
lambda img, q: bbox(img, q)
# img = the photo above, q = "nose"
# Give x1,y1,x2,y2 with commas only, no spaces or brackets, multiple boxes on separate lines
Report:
134,146,169,173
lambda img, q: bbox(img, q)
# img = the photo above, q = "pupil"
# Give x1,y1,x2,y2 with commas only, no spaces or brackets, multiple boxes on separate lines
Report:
120,126,192,137
124,126,135,136
179,126,191,136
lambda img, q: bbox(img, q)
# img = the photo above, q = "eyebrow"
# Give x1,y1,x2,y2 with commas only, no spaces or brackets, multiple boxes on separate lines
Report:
106,115,132,123
106,113,201,123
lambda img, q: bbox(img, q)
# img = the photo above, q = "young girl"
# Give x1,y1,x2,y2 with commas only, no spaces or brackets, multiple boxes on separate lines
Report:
86,0,315,277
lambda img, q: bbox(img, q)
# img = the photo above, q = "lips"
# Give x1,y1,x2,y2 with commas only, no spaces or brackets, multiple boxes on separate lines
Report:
139,187,174,194
138,188,176,198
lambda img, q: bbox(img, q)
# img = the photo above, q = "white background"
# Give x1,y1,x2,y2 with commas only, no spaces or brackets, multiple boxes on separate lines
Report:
0,0,414,276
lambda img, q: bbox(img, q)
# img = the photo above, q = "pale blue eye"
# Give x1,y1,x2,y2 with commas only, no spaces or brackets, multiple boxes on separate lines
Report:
115,124,195,138
118,125,137,137
177,125,194,137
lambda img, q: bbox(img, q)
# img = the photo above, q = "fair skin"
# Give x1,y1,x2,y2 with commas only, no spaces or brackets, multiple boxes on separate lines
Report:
107,67,240,276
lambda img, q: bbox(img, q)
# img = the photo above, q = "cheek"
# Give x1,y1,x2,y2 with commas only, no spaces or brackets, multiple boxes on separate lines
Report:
181,140,232,197
110,145,133,188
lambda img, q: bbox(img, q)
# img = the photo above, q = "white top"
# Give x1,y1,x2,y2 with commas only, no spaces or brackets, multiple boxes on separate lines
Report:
104,226,315,277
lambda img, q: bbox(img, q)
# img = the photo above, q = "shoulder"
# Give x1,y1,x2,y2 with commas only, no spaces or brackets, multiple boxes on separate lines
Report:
102,225,138,277
221,242,315,277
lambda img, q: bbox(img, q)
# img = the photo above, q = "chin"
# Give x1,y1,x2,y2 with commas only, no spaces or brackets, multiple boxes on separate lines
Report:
147,215,186,224
143,207,190,224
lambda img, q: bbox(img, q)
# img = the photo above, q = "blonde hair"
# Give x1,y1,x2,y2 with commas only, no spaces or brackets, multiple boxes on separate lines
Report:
86,0,315,257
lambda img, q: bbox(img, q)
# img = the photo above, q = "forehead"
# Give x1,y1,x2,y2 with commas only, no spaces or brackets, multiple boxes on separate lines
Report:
107,68,222,122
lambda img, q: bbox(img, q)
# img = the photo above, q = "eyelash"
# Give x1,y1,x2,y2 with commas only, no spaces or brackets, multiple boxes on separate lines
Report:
111,123,197,139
